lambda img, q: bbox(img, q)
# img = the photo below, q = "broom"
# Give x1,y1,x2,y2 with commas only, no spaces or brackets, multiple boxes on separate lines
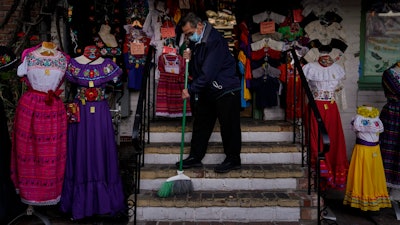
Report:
157,58,193,198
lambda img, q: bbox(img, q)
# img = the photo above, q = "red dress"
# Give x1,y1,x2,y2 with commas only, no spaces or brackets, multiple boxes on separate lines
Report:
156,53,191,117
303,61,349,190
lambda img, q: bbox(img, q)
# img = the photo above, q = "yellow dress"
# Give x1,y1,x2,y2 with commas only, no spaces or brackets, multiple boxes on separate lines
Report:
343,107,391,211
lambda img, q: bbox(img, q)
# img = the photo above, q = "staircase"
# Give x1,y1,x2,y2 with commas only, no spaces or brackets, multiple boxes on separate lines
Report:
128,117,318,224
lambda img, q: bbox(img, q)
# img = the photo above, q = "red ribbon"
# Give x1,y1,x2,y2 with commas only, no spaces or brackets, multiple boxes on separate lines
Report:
45,89,63,105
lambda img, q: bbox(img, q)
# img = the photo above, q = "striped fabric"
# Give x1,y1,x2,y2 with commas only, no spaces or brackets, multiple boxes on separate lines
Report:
11,90,67,205
380,68,400,189
156,53,191,118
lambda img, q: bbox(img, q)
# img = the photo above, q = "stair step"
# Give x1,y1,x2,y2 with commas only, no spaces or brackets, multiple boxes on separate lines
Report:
133,190,303,222
149,118,293,133
143,142,302,165
145,142,300,154
140,164,305,191
141,164,305,179
148,119,294,143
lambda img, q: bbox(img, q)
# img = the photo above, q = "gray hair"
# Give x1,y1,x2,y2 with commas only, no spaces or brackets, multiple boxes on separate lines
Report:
181,12,202,28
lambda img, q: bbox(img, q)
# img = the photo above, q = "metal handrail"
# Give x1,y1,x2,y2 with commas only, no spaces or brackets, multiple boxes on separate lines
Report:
129,45,155,225
289,48,332,225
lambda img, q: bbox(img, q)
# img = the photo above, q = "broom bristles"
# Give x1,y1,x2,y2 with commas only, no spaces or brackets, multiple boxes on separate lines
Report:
157,171,193,198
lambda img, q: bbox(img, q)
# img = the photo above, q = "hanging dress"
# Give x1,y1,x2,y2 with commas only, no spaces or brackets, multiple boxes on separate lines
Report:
10,47,68,205
302,61,349,190
155,53,191,117
343,107,391,211
380,67,400,189
60,57,126,220
279,62,303,120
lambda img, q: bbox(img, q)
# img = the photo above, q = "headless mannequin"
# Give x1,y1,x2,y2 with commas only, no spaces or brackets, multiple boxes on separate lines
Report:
393,61,400,73
98,24,118,48
37,41,57,56
8,41,57,225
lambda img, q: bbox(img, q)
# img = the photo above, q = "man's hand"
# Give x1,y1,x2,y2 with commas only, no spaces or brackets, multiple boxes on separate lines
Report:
183,48,191,61
182,88,190,99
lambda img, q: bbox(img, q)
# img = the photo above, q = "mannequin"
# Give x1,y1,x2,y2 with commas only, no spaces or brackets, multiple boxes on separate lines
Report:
380,61,400,201
60,45,126,220
10,42,68,224
98,24,118,48
343,105,391,211
302,55,349,190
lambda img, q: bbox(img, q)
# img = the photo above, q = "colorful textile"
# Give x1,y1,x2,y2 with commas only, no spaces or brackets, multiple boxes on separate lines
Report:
308,101,349,190
380,67,400,189
156,53,191,117
10,49,68,205
344,111,391,211
279,63,303,120
303,61,348,190
60,57,126,219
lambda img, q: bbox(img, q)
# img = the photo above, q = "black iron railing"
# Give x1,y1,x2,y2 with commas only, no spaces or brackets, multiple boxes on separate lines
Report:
128,45,155,224
288,48,334,225
128,46,333,224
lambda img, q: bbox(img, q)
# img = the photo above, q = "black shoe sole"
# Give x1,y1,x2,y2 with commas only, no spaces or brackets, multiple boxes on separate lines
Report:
176,162,203,169
214,165,241,173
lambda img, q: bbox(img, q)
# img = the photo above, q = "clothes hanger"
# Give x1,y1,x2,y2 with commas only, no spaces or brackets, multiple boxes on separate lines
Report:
132,19,143,28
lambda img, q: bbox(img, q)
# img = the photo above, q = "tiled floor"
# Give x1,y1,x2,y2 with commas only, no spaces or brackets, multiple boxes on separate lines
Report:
323,190,400,225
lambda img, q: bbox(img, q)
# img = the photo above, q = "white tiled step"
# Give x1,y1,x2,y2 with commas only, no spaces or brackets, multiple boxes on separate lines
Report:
136,206,300,222
143,152,302,165
148,131,293,143
140,178,298,191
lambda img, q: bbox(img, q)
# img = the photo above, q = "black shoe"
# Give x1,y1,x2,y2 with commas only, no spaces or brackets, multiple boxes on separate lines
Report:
176,156,203,169
214,159,241,173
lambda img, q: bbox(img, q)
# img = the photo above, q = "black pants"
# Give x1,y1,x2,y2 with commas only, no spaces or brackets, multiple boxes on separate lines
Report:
189,91,242,161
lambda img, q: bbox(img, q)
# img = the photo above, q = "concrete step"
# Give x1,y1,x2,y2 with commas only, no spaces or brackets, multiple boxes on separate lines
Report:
147,119,294,143
140,164,306,191
143,142,302,165
133,190,309,223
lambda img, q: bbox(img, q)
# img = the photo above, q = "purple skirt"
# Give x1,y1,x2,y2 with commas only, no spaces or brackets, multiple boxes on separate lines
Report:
60,99,126,219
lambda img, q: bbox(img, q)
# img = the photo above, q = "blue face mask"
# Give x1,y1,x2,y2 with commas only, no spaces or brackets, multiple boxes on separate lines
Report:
189,31,200,42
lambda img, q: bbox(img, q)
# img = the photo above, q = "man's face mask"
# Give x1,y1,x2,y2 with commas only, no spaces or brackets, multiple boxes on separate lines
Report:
189,31,200,42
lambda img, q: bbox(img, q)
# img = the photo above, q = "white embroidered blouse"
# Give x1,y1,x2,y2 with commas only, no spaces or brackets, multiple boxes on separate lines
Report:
351,114,384,143
302,62,345,101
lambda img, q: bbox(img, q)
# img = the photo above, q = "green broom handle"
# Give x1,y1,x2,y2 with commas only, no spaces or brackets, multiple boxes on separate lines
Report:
179,58,189,171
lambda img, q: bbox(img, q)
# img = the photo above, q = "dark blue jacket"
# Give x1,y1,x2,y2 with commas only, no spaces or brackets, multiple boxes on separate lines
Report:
188,22,241,100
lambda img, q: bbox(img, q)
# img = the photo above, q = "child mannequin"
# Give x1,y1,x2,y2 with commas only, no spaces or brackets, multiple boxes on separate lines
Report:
343,105,391,211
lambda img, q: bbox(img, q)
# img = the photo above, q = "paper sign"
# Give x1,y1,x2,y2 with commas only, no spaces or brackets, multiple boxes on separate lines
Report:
293,9,304,23
161,27,176,38
130,42,145,55
162,46,177,54
260,21,275,34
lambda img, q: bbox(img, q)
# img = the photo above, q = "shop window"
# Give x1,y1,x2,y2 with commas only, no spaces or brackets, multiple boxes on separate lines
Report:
359,1,400,90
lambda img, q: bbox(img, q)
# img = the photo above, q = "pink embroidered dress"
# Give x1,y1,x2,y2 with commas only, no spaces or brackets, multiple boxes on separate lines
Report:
11,47,68,205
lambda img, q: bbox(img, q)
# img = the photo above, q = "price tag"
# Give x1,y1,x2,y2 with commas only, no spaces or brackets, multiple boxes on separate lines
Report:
90,106,95,113
130,42,145,55
260,21,275,34
161,27,176,38
293,9,304,23
162,46,177,54
89,81,94,87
